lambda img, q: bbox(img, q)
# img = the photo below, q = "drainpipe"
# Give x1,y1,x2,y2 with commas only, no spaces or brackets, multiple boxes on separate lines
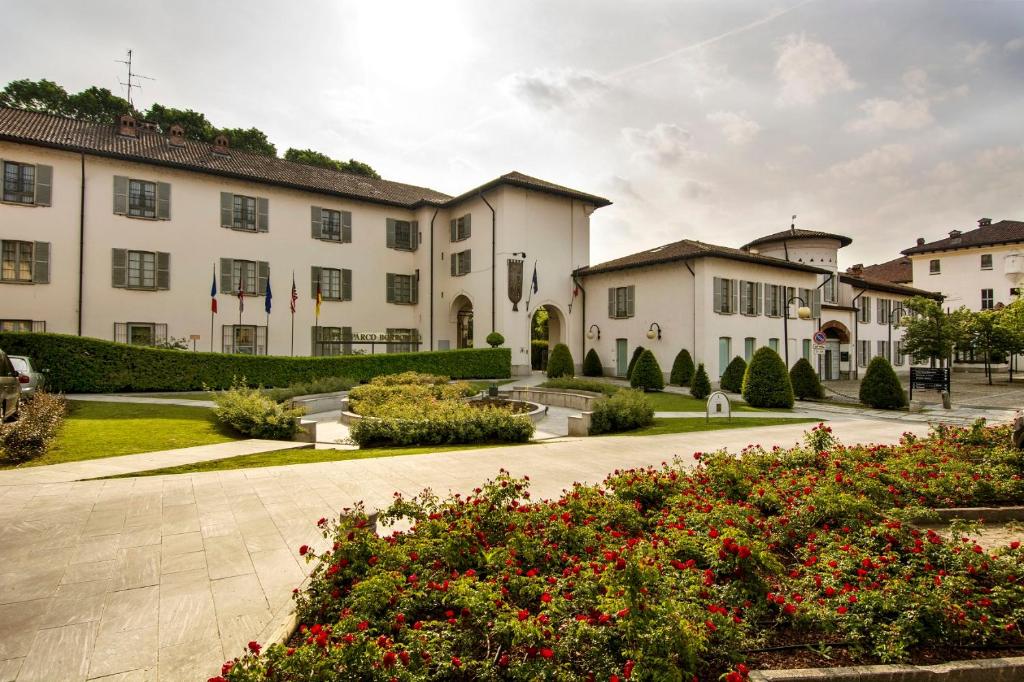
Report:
684,260,696,356
572,271,586,361
77,153,85,336
479,192,496,333
851,288,866,379
428,208,438,350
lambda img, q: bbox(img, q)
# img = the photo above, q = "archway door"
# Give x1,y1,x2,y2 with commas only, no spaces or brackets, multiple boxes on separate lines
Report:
451,295,474,348
820,321,851,381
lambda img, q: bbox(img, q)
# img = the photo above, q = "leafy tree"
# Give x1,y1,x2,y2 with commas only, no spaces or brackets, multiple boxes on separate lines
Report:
546,343,574,379
741,347,794,408
996,299,1024,379
144,103,215,140
285,148,380,179
531,309,549,341
899,296,968,367
583,348,603,377
625,346,645,381
670,349,695,386
789,358,824,399
0,79,70,115
719,356,747,393
629,350,665,391
220,127,276,156
963,310,1017,384
67,86,132,122
690,363,711,400
859,356,907,409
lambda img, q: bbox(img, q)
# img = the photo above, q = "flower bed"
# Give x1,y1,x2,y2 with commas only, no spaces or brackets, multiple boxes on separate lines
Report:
214,422,1024,681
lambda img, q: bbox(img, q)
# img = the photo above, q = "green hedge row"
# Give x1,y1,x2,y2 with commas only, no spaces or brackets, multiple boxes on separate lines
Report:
0,332,511,393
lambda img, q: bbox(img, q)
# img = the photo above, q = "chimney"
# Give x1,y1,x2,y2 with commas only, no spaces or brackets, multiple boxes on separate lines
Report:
848,263,864,276
117,113,138,138
916,237,925,246
949,229,962,238
978,217,992,227
212,134,230,156
168,124,186,147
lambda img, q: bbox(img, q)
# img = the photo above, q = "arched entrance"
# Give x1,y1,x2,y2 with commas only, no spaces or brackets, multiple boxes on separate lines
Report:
450,294,474,348
820,320,851,380
530,303,567,370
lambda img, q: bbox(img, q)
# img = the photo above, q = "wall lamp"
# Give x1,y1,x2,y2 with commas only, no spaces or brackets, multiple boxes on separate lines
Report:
646,322,662,340
586,324,601,340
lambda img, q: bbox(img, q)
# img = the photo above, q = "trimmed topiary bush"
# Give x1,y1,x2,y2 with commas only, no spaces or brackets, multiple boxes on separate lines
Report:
546,343,575,379
719,356,747,393
859,356,908,409
485,332,505,348
690,363,711,400
582,348,603,377
625,345,645,380
629,349,665,391
789,358,824,400
212,380,305,440
589,389,654,434
741,347,794,408
670,348,695,386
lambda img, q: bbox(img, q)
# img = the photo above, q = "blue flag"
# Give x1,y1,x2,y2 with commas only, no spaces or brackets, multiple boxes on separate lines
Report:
264,277,273,314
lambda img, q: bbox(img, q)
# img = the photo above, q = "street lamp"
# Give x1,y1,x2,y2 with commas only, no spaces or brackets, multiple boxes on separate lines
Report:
783,295,813,367
888,303,907,365
587,324,601,340
646,322,662,340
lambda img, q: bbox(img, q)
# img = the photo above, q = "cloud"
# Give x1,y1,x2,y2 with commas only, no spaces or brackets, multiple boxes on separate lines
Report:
707,110,761,145
774,34,858,107
622,123,704,165
681,179,714,200
1006,37,1024,52
846,97,933,133
825,144,913,179
902,68,929,95
958,41,992,65
503,67,609,111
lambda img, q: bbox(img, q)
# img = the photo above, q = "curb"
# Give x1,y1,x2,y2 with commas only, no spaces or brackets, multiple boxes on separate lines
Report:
750,656,1024,681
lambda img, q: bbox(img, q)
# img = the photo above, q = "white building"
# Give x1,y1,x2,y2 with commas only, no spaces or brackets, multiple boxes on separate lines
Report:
0,108,609,375
576,228,939,382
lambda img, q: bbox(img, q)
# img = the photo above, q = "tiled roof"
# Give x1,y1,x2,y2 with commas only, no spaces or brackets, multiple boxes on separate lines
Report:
849,256,913,284
901,220,1024,255
0,107,610,210
839,272,940,299
576,238,831,276
742,228,853,250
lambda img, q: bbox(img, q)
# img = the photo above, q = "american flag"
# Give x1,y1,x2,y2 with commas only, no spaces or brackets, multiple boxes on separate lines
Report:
290,273,298,313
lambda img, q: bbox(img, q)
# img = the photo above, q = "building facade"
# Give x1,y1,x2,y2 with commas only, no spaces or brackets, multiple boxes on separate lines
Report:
0,108,608,375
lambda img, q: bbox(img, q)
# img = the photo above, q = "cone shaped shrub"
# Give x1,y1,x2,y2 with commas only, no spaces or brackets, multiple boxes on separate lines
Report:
741,347,794,408
546,343,575,379
719,356,747,393
859,356,908,409
670,348,695,386
790,358,824,399
690,363,711,400
629,349,665,391
582,348,603,377
625,345,645,380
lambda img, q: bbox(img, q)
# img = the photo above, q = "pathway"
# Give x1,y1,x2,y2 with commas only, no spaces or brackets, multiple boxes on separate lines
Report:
0,418,930,681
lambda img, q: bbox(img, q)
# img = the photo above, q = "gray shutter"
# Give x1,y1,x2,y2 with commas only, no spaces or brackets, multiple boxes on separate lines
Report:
713,277,722,313
451,253,457,276
220,258,233,294
154,324,168,345
864,296,871,323
156,182,171,219
220,192,233,228
342,326,352,355
310,206,322,239
386,273,396,303
257,261,269,295
463,250,471,275
877,298,884,325
464,213,471,239
608,287,615,318
811,289,821,318
311,266,321,299
111,248,128,288
625,285,635,317
257,326,267,355
157,252,170,290
730,280,738,315
256,197,269,232
34,165,52,206
386,219,396,248
739,281,749,314
411,273,419,304
32,242,50,284
342,268,352,301
222,325,233,353
113,176,129,215
755,283,763,315
450,219,457,242
411,221,419,251
764,283,771,315
341,211,352,243
114,322,128,344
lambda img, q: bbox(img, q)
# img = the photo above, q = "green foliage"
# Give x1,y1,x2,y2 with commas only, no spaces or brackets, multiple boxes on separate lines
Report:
212,380,304,440
531,308,549,340
283,148,381,179
0,332,510,393
690,363,712,400
625,345,645,380
582,348,604,377
538,378,618,396
741,347,794,408
145,103,215,139
629,349,665,391
67,86,133,123
859,356,908,409
589,389,655,434
262,376,356,403
218,126,277,155
0,78,75,115
719,356,747,393
546,343,575,379
670,348,695,386
485,332,505,348
0,392,66,463
900,296,965,365
789,358,824,399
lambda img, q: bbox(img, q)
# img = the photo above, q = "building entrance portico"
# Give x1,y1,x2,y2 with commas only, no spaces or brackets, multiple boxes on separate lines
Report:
820,320,851,380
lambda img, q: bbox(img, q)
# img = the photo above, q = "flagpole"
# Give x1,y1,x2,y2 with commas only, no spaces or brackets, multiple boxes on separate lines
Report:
210,263,215,352
290,270,295,357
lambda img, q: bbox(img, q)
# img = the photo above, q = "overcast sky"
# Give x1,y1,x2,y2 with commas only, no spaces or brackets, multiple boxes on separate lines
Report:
3,0,1022,266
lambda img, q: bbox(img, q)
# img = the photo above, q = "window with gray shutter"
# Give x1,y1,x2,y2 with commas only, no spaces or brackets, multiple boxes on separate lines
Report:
113,176,129,215
386,218,416,250
451,214,471,241
341,211,352,243
33,164,52,206
257,261,269,295
157,252,170,290
342,268,352,301
32,241,49,284
452,250,471,276
713,277,723,313
386,273,416,304
2,161,47,205
858,296,871,324
220,258,234,294
156,182,171,220
111,248,127,287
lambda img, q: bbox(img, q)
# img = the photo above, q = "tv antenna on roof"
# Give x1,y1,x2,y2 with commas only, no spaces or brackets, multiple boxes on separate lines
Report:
115,49,154,109
790,214,797,232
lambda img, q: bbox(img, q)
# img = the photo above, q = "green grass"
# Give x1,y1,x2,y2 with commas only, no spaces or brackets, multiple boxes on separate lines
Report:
13,401,239,468
113,391,215,401
539,379,769,412
613,417,818,437
90,442,523,478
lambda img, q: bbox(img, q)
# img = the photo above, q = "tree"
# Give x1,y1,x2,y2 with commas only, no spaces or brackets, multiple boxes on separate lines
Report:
964,310,1017,384
485,332,504,348
690,363,711,400
0,79,71,115
285,148,381,179
531,309,549,341
859,356,907,409
66,87,132,123
996,299,1024,380
626,346,645,381
144,104,215,140
546,343,574,379
719,356,747,393
741,347,794,408
670,349,695,386
583,349,603,377
220,127,277,156
900,296,963,367
630,350,665,391
789,358,824,399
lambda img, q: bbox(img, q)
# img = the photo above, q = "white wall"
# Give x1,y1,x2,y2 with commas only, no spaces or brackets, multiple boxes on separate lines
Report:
909,245,1024,311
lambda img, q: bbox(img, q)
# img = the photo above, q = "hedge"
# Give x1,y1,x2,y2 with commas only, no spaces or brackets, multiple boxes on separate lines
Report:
670,348,695,386
0,332,511,393
719,356,747,393
582,348,603,377
741,347,794,408
546,343,575,379
789,358,824,400
629,349,665,391
859,356,908,409
690,363,711,400
589,389,654,434
625,345,645,380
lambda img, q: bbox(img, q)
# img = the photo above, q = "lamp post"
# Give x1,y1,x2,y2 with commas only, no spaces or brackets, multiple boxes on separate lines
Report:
646,322,662,340
586,324,601,340
888,303,906,365
783,295,813,367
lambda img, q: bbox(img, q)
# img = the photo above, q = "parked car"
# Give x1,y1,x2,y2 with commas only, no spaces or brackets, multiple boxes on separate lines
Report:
0,350,20,422
9,355,44,398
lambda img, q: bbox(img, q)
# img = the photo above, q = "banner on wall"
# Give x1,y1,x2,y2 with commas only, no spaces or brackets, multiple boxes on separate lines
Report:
507,259,524,311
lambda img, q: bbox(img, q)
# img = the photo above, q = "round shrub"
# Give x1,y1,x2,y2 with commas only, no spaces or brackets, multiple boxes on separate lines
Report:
589,389,654,434
582,348,603,377
625,345,645,380
629,349,665,391
670,348,695,386
859,356,908,409
485,332,505,348
212,380,305,439
719,356,747,393
790,358,824,400
690,362,711,400
546,343,575,379
741,347,794,408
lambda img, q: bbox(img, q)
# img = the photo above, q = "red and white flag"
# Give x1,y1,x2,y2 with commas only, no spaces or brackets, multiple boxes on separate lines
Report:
238,283,245,313
290,272,298,314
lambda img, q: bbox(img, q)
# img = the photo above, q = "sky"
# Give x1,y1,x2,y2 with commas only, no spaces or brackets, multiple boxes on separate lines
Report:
2,0,1023,267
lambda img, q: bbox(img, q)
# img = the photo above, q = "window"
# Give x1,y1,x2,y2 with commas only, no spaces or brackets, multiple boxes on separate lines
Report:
222,325,267,355
765,284,783,317
450,214,471,242
322,209,342,241
929,259,940,275
877,340,888,361
858,340,870,367
234,260,257,295
0,320,44,332
386,273,417,305
3,161,35,203
768,338,779,353
386,218,418,251
822,274,837,303
129,251,155,289
233,195,257,231
713,277,737,314
718,337,731,377
312,326,352,356
744,337,755,361
219,258,268,297
112,249,169,290
877,298,890,326
312,267,351,301
739,280,760,316
127,180,156,218
114,322,167,346
981,254,993,270
387,328,419,353
858,296,871,324
608,286,635,318
802,339,811,361
894,340,905,366
312,207,352,243
981,288,994,310
221,193,267,232
2,240,34,282
799,287,820,319
451,250,471,277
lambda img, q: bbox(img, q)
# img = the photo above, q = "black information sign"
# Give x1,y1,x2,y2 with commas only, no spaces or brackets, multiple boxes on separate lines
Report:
909,367,950,399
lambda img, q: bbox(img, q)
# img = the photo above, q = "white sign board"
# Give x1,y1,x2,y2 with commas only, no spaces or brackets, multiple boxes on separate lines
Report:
812,343,826,357
706,391,732,421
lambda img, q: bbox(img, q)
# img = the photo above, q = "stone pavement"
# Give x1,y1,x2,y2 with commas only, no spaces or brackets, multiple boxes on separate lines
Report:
0,418,931,681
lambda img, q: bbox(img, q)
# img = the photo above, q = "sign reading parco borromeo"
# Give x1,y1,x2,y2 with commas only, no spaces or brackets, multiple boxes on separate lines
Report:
348,331,419,342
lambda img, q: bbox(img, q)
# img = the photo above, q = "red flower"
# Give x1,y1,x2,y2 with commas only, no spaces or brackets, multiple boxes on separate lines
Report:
247,641,261,654
382,651,396,668
541,647,554,659
624,660,635,678
298,545,309,556
452,656,462,667
541,592,552,603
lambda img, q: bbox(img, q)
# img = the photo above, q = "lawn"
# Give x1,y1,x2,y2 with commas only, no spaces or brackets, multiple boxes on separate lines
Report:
16,400,239,468
113,391,214,401
614,416,817,436
539,378,769,412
